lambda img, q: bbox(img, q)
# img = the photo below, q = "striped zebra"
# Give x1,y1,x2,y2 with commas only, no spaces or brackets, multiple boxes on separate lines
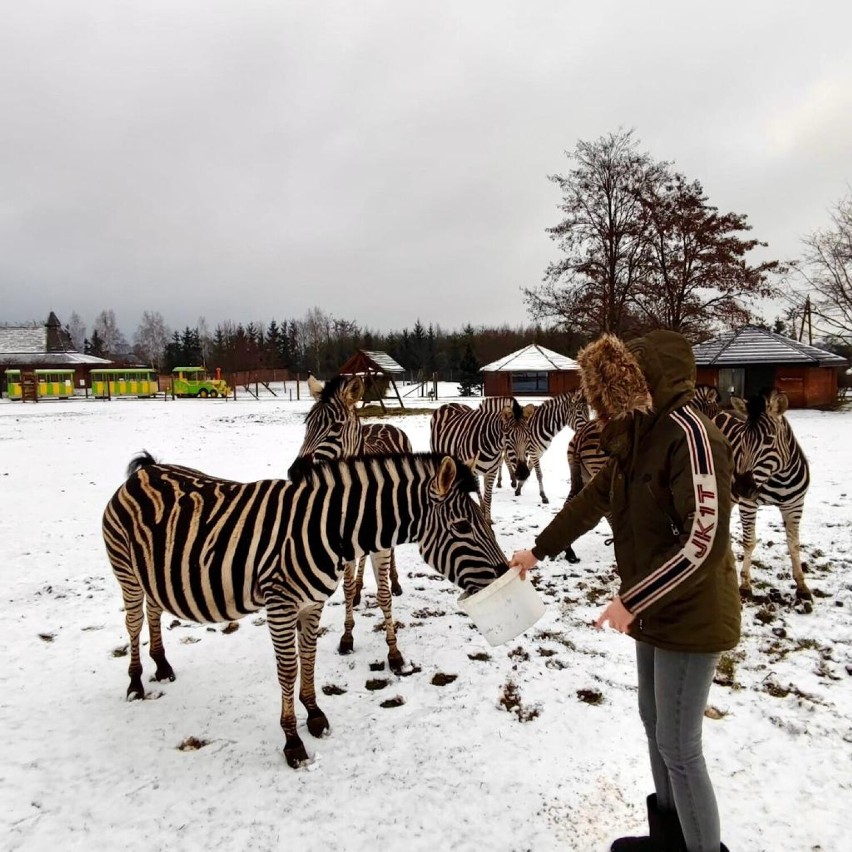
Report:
561,418,609,562
691,384,722,419
713,389,812,599
292,375,412,671
511,390,590,504
430,398,532,524
102,451,508,767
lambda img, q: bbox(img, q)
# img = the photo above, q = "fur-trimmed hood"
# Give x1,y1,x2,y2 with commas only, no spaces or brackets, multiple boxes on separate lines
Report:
577,330,696,422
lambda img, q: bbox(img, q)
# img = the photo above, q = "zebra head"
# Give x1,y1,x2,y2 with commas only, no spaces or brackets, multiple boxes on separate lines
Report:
729,389,792,500
288,375,364,479
419,456,510,593
562,390,590,431
691,384,722,419
501,401,532,482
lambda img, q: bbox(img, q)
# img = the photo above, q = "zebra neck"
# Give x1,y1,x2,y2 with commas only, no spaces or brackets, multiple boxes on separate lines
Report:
316,457,429,560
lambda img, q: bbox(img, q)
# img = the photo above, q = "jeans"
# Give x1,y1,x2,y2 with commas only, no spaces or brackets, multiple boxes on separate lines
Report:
635,641,721,852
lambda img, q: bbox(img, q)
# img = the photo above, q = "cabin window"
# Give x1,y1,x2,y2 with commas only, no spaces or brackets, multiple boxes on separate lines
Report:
511,372,549,394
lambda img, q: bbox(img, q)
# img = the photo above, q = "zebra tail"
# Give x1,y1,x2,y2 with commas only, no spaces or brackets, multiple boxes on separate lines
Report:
126,451,158,478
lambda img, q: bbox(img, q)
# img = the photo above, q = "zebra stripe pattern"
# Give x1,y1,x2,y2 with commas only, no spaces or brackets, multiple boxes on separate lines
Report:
713,389,811,598
691,384,722,420
513,390,590,504
103,451,508,767
292,375,414,669
430,398,530,523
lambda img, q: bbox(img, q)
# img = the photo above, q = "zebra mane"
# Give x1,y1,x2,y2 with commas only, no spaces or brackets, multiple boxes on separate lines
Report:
317,374,349,404
288,452,480,493
745,394,768,421
511,399,523,420
126,451,158,478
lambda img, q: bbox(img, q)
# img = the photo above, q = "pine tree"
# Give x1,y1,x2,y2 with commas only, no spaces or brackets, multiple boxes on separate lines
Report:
457,341,481,396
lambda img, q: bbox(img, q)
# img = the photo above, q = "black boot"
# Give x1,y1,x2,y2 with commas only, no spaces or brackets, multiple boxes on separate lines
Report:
610,795,666,851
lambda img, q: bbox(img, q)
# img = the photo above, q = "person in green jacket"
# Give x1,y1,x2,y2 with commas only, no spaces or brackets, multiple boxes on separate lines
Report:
511,330,739,852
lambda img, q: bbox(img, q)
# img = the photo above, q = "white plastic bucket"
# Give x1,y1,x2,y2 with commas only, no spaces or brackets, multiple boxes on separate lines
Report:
458,568,545,646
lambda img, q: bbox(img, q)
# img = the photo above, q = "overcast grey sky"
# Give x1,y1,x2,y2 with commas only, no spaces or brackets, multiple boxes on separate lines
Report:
2,0,850,336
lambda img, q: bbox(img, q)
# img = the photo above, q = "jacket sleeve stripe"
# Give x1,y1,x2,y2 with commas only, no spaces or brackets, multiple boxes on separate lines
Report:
621,408,719,614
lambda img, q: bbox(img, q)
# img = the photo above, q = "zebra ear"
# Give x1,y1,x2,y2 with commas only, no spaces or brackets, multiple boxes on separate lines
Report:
501,405,514,423
767,389,789,417
343,376,364,407
308,375,325,400
522,404,536,420
730,396,748,419
435,456,457,498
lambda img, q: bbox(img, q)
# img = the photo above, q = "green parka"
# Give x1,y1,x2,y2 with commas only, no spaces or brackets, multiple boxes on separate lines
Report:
532,331,741,653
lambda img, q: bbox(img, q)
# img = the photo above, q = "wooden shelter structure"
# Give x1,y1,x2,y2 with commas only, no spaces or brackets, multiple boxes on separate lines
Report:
692,325,848,408
480,344,580,397
337,350,406,411
0,312,112,400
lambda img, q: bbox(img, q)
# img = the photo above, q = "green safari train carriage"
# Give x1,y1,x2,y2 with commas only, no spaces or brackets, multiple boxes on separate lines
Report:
171,366,230,398
4,369,75,400
90,368,159,399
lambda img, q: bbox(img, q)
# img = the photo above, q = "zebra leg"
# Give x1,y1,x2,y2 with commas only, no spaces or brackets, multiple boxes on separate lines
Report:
372,550,404,672
738,503,758,597
338,561,356,655
146,598,175,683
267,598,308,767
353,554,368,607
389,547,403,597
297,603,329,739
534,457,547,504
781,506,811,600
482,469,497,525
119,575,146,700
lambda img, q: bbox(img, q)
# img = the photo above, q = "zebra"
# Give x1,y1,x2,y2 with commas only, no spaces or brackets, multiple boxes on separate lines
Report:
291,375,412,671
713,389,812,599
691,384,722,419
561,417,609,562
102,451,508,767
507,390,590,504
430,398,532,524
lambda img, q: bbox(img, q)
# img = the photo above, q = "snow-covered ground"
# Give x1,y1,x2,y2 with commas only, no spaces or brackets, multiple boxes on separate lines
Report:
1,382,850,852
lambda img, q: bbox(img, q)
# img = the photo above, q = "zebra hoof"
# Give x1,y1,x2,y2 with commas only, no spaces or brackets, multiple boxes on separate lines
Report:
126,679,145,701
283,737,309,768
795,588,814,602
338,636,354,655
391,582,403,597
739,586,753,600
154,662,176,682
541,496,549,505
307,709,329,738
388,651,405,673
564,547,580,564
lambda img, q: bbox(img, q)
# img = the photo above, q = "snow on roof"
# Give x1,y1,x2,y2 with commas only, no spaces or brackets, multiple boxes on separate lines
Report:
359,351,405,374
693,326,848,367
480,344,579,373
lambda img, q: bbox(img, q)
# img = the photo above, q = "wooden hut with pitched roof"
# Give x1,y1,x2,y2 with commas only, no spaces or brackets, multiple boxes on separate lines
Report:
692,325,848,408
1,312,112,400
336,349,406,411
480,344,580,397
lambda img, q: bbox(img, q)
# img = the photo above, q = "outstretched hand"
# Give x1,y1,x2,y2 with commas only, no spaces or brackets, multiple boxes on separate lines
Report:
509,549,538,580
594,596,635,633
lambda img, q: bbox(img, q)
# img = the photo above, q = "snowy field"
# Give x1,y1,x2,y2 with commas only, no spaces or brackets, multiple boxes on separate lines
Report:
1,383,850,852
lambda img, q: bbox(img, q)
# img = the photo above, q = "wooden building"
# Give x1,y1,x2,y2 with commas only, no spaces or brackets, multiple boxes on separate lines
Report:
692,325,848,408
1,312,112,399
337,349,406,410
480,344,580,397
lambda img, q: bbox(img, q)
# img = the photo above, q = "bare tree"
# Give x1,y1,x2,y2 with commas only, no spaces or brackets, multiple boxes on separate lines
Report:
793,192,852,346
632,170,781,339
525,129,662,337
133,311,171,371
93,309,129,356
66,311,87,351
